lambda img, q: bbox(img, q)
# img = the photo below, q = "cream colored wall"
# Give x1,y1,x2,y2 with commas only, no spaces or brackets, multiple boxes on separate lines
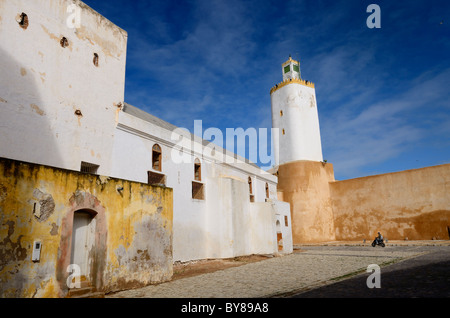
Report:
277,161,450,243
271,83,324,166
277,160,336,244
330,164,450,241
112,109,288,263
0,0,127,175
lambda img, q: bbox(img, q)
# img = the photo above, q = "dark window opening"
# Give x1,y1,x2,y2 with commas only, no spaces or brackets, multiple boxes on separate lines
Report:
192,181,205,200
152,144,162,172
265,183,269,199
277,232,283,251
148,171,166,187
18,13,29,29
60,37,69,48
249,177,254,202
80,162,99,175
194,159,201,181
93,53,99,67
285,215,289,227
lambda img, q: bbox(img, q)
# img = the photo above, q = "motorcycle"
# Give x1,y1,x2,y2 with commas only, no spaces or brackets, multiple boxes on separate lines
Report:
372,238,385,247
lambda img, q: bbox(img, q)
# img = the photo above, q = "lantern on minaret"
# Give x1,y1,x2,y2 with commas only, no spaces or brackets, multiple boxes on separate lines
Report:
270,56,324,167
282,55,301,80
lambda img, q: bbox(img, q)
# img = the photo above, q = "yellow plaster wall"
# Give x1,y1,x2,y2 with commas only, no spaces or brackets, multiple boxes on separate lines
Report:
0,158,173,298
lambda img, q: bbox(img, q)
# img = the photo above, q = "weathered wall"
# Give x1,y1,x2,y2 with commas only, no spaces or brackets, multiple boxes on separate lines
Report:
0,0,127,175
0,158,173,298
112,107,284,262
271,80,323,165
206,176,290,259
330,164,450,241
269,199,293,254
277,160,336,244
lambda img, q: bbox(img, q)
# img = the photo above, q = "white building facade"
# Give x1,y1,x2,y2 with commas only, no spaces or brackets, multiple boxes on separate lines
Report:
0,0,128,176
0,0,292,264
112,103,292,262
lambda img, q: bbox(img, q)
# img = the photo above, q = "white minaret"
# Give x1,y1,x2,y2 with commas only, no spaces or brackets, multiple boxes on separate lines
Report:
270,56,324,166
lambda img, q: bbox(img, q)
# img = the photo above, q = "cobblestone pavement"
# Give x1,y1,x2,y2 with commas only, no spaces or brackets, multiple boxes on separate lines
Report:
291,245,450,298
107,242,450,298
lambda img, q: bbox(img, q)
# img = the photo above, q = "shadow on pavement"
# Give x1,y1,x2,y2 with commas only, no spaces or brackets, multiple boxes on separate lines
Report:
291,250,450,298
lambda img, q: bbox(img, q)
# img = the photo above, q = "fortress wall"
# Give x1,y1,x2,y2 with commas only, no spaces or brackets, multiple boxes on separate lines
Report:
330,164,450,241
277,160,336,244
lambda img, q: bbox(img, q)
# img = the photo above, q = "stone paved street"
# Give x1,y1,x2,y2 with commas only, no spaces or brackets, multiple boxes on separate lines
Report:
106,241,450,299
291,245,450,298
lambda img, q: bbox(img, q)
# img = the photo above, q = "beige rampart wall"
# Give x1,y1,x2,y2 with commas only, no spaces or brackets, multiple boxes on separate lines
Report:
277,160,336,244
330,164,450,241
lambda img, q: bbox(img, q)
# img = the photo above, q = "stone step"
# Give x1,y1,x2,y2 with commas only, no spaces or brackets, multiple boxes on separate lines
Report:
67,287,94,298
66,278,105,298
69,291,105,299
79,280,92,289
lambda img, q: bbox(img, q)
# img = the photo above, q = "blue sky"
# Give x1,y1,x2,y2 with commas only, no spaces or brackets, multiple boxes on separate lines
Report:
83,0,450,180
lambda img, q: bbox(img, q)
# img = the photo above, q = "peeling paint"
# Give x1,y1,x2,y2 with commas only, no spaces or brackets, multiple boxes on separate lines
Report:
39,72,46,84
50,223,59,236
40,24,60,42
32,189,55,222
331,164,450,240
30,104,45,116
0,183,7,202
0,221,28,271
0,158,173,298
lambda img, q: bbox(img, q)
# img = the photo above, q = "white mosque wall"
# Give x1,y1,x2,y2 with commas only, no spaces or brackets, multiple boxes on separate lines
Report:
111,109,289,262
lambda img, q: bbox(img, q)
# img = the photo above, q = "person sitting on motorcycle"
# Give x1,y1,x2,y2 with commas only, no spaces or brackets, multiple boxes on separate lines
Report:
375,232,383,243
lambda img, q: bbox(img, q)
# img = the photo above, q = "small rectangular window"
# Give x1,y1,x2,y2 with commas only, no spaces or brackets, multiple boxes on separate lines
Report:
194,163,201,181
152,144,162,172
148,171,166,187
285,215,289,227
80,162,99,174
192,181,205,200
293,64,300,72
284,65,290,74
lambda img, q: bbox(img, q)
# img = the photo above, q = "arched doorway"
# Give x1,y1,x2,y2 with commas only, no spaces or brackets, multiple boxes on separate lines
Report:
56,192,107,296
71,210,97,279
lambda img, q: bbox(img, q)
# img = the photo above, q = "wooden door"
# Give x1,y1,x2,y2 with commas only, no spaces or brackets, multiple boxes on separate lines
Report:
71,212,92,276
